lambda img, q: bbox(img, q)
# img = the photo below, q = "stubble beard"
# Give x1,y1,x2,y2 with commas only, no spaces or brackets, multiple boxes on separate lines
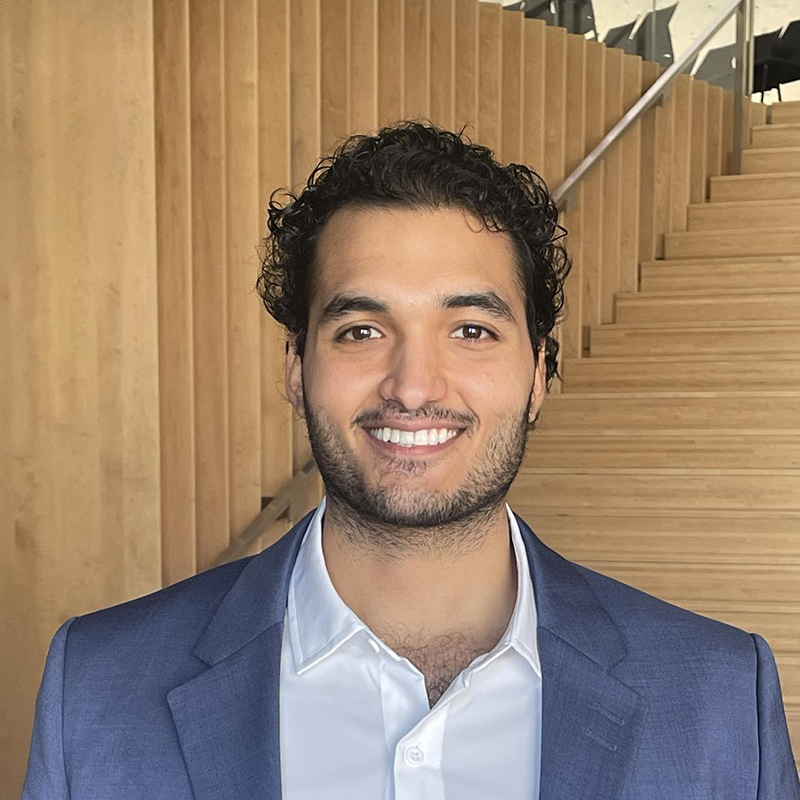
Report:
300,381,534,561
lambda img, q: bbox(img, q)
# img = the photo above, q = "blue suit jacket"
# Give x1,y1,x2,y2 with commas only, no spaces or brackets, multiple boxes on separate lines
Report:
23,507,800,799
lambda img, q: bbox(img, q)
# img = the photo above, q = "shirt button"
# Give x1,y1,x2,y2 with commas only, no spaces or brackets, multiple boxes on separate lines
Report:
404,746,425,767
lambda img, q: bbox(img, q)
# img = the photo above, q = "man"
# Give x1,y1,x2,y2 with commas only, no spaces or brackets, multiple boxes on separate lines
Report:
23,122,799,799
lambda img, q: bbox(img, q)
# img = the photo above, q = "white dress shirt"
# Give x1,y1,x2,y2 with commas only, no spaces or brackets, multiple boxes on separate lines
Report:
279,494,542,799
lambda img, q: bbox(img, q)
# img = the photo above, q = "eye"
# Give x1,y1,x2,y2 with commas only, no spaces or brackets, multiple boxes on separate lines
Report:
337,325,382,343
453,324,498,344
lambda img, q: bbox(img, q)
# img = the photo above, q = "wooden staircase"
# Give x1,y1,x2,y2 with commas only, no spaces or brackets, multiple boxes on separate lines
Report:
510,99,800,769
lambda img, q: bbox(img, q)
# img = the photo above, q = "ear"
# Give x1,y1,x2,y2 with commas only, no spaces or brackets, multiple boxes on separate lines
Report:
285,334,305,419
528,345,547,423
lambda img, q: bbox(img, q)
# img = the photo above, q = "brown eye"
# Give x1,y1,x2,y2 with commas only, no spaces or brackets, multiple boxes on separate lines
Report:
338,325,380,342
454,324,497,343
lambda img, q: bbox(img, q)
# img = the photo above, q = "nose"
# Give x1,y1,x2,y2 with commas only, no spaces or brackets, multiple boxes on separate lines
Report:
377,333,448,414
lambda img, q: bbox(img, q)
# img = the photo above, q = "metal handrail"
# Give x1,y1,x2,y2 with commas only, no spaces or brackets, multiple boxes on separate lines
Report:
553,0,756,209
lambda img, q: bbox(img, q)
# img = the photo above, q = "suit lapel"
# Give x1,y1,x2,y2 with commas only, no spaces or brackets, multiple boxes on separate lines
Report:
167,508,316,800
167,506,648,800
515,513,649,800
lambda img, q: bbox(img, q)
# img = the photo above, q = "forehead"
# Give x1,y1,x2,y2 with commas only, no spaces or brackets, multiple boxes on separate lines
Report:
311,205,522,310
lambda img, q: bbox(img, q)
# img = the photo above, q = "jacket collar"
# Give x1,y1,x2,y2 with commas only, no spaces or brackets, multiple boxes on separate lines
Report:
168,505,648,799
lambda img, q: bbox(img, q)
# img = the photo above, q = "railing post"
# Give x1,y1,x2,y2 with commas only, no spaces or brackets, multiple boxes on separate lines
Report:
732,0,747,174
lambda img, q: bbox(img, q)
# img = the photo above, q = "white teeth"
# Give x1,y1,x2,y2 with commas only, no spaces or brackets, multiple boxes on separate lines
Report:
367,426,460,447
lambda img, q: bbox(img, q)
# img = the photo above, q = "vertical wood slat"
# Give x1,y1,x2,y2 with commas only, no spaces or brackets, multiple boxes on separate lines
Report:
349,0,377,132
226,0,262,541
638,60,660,267
689,79,708,204
521,18,546,175
429,0,455,131
618,53,642,295
3,1,162,795
320,0,349,154
500,10,524,164
155,0,196,584
288,0,321,523
404,0,430,120
477,0,502,156
257,0,293,552
542,26,566,191
654,65,673,257
378,0,404,127
706,84,724,183
722,90,734,174
668,73,692,233
559,32,586,365
581,41,605,334
453,0,477,133
191,0,231,570
600,46,623,324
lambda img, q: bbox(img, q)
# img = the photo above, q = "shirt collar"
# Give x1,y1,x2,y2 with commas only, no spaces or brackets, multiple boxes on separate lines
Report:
287,494,541,678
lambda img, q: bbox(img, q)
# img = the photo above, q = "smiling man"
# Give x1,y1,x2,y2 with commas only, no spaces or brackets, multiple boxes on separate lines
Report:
23,122,799,800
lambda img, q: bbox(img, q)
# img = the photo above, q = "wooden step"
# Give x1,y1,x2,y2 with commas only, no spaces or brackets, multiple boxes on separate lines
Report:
560,355,800,394
614,287,800,325
590,321,800,357
772,100,800,125
688,199,800,232
665,227,800,259
513,467,800,513
536,391,800,432
742,147,800,174
563,558,799,604
750,123,800,148
528,430,800,468
640,257,800,293
710,172,800,202
513,509,800,560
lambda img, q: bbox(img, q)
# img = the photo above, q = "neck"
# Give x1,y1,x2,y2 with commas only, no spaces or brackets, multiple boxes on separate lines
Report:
320,495,519,650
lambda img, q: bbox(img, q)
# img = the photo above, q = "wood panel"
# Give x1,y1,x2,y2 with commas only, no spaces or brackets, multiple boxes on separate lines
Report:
542,25,566,190
501,9,524,164
558,32,587,363
477,0,502,155
404,0,430,120
258,0,294,505
600,47,623,323
705,85,724,181
668,73,692,232
638,61,660,266
155,0,195,584
321,0,349,154
521,18,546,175
191,0,231,570
225,0,262,543
350,0,378,132
618,54,642,294
429,0,455,131
689,78,708,204
3,2,161,797
453,0,477,132
580,41,605,334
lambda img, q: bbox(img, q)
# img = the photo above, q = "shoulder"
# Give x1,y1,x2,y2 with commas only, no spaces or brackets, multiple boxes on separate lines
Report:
65,555,255,667
570,559,757,665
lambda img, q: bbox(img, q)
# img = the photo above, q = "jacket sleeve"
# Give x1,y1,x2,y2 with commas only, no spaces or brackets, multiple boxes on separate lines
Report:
22,616,78,800
751,632,800,798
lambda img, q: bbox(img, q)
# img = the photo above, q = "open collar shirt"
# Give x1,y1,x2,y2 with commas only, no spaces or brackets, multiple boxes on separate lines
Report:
279,494,542,799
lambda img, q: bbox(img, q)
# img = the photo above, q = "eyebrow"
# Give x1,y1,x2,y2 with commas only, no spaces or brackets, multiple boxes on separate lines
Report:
317,291,517,328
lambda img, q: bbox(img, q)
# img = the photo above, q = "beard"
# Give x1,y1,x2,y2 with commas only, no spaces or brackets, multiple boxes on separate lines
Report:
300,379,535,560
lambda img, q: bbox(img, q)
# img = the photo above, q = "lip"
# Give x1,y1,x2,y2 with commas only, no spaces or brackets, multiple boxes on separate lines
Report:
362,426,465,457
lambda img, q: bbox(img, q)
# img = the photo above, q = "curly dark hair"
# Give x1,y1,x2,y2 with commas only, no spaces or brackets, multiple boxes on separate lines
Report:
256,120,572,396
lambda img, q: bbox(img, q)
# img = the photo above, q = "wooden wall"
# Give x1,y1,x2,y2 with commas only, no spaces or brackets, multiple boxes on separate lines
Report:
2,0,766,795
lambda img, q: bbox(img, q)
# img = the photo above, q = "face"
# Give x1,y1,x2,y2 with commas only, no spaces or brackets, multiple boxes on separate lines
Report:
285,205,547,529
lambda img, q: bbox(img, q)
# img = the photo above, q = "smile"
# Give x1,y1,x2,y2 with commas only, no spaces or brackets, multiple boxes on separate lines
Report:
362,426,465,456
